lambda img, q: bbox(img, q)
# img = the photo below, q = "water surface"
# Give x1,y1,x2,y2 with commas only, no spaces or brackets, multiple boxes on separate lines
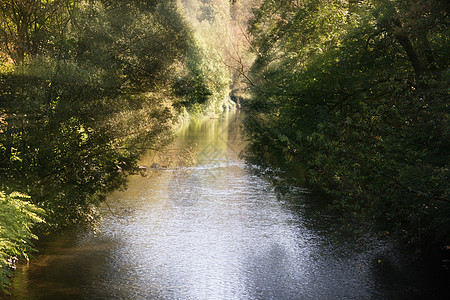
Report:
8,111,446,299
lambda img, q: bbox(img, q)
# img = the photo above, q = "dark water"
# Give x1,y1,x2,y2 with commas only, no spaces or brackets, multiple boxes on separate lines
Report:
7,111,448,299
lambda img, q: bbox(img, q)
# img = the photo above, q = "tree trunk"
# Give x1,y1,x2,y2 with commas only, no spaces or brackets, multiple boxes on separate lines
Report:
392,17,424,78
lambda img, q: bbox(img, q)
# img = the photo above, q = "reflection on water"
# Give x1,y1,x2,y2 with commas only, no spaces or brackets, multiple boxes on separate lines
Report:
8,111,446,299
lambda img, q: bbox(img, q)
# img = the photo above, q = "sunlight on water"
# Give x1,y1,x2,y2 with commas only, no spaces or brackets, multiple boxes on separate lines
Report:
90,112,324,299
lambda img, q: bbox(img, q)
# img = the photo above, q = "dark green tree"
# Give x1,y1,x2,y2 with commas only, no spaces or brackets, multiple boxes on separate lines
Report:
245,0,449,247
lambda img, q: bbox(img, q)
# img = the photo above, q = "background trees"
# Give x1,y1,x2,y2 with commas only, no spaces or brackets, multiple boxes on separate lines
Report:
176,0,262,112
245,0,449,247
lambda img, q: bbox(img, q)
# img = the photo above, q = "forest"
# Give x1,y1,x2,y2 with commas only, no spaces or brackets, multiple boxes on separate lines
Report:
0,0,448,293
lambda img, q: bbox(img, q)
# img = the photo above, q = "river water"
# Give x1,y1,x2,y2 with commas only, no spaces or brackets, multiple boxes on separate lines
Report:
8,111,447,299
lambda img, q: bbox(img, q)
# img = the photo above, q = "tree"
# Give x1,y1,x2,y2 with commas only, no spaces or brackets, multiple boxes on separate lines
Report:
245,0,449,248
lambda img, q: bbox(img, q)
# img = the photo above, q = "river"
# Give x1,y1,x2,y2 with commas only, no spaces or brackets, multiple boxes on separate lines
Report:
7,111,447,299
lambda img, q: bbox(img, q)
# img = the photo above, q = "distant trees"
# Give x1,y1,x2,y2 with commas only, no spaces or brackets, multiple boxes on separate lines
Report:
245,0,449,247
176,0,262,112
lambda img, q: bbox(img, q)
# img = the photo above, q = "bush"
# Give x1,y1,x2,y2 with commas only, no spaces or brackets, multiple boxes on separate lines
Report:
0,192,45,293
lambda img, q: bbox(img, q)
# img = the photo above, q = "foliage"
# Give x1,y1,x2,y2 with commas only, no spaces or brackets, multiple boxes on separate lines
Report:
0,191,45,293
0,0,80,64
0,0,195,231
245,0,449,247
176,0,249,116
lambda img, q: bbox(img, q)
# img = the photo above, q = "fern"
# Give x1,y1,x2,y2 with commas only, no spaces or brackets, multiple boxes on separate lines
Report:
0,191,45,293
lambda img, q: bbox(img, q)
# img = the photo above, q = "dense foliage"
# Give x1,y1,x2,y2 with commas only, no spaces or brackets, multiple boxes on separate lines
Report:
176,0,265,112
245,0,449,247
1,0,192,228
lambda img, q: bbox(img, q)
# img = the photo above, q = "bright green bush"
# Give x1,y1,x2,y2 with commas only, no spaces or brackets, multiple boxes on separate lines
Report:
0,192,45,292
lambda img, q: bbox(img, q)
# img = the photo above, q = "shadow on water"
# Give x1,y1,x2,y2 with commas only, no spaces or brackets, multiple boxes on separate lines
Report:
7,110,450,299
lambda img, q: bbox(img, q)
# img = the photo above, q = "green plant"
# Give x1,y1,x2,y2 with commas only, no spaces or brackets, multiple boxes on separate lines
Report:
0,191,45,293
